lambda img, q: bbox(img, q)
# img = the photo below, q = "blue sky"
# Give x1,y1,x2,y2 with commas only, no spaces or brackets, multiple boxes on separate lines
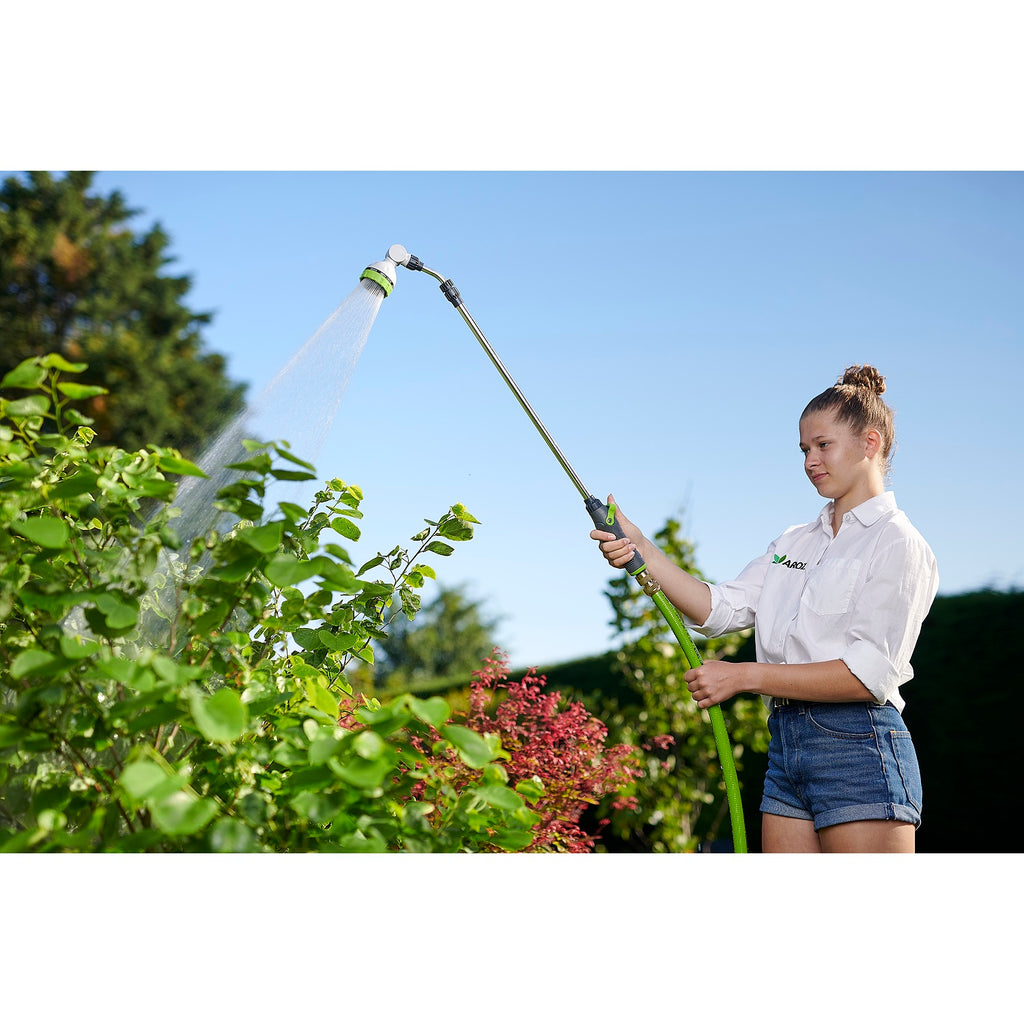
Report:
78,170,1024,667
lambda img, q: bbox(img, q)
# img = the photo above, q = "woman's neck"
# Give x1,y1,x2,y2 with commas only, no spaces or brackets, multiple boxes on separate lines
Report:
832,479,884,535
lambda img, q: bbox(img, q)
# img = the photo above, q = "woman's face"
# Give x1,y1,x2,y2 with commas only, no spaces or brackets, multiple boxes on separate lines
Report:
799,410,877,502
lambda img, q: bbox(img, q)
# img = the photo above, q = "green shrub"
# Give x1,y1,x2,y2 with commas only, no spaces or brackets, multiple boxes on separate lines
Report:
0,355,540,852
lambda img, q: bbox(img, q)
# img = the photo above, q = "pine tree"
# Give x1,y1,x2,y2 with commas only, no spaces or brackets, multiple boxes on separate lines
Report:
0,171,245,456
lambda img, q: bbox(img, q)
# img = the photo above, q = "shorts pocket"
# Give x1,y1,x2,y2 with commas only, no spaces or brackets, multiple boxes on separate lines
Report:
806,702,873,739
889,729,923,814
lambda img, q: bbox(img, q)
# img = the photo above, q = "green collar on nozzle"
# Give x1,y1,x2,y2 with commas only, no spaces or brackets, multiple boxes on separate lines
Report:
360,260,397,297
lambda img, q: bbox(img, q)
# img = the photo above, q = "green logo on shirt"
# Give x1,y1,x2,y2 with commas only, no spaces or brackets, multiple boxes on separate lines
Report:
773,554,807,570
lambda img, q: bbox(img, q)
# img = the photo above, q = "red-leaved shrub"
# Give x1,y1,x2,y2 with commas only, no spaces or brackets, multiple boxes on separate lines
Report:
460,651,642,851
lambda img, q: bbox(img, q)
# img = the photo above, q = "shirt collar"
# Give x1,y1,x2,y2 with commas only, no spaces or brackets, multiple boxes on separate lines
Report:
818,492,897,532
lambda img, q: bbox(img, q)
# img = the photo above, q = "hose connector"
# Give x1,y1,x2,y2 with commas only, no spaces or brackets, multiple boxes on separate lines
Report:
631,567,662,596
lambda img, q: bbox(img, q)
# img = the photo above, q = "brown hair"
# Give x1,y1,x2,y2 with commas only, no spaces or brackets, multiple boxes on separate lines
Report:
801,365,896,473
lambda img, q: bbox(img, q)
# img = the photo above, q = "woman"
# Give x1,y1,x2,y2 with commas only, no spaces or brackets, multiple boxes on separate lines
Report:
591,365,938,853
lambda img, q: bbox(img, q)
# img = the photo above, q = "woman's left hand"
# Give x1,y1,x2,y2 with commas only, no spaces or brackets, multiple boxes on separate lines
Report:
684,661,750,709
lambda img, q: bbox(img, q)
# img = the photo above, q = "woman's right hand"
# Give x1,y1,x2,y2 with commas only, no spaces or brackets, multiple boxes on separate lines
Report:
589,495,644,569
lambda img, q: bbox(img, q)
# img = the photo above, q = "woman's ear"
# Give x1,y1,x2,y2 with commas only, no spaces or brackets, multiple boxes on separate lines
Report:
864,428,883,459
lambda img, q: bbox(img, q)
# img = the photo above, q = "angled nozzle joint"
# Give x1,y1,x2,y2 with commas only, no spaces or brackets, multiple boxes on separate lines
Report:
440,279,462,307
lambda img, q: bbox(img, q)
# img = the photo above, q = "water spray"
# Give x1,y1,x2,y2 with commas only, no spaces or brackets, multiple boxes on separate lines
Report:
361,245,747,853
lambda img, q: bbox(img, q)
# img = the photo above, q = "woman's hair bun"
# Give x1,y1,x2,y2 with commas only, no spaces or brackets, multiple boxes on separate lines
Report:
839,364,886,395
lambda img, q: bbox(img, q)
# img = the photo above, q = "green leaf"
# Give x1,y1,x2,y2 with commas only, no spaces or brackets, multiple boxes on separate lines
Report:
441,725,503,769
190,689,249,743
489,829,535,852
119,760,184,803
0,360,47,389
269,469,317,482
316,629,358,653
39,354,87,373
330,516,361,541
59,635,101,660
91,591,139,630
208,549,263,582
151,791,219,836
408,695,450,728
305,678,339,719
5,395,50,417
474,783,525,811
226,453,272,474
292,628,325,651
277,501,308,522
10,649,62,680
450,504,481,524
316,562,360,593
308,727,345,765
333,753,393,790
273,447,317,471
353,730,386,760
515,777,546,803
50,469,100,498
208,818,262,852
264,554,318,587
12,515,70,548
155,453,208,478
57,382,109,400
425,541,454,557
237,520,284,553
355,555,384,576
437,519,474,541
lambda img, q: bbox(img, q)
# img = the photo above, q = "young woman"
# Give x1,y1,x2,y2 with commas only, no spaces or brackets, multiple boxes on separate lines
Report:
591,365,939,853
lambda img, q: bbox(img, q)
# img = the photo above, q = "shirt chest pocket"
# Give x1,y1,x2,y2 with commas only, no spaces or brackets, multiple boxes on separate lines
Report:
799,558,863,616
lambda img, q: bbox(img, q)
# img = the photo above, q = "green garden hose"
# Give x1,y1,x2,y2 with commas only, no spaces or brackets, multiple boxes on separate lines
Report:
651,590,747,852
588,498,747,853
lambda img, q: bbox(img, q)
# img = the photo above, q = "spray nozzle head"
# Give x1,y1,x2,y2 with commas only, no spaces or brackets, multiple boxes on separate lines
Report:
359,244,425,297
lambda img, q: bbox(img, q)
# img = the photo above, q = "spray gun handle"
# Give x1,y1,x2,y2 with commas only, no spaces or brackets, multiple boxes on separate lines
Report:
585,495,647,576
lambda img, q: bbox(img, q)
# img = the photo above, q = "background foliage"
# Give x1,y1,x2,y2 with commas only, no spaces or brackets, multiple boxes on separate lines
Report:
0,171,245,456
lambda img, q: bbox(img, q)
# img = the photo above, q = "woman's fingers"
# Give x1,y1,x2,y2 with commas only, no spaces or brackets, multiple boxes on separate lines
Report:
588,528,636,566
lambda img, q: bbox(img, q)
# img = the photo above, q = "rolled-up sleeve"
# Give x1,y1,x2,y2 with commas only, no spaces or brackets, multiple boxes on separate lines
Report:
840,533,939,706
690,550,774,638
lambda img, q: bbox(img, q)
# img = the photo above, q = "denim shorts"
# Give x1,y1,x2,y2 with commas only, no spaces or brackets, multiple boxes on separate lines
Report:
759,700,923,831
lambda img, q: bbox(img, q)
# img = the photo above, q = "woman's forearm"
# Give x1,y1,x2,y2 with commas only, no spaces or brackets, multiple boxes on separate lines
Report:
684,658,878,710
637,535,713,625
746,659,875,702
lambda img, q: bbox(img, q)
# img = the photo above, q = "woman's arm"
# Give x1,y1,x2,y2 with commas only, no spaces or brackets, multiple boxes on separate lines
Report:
684,658,876,710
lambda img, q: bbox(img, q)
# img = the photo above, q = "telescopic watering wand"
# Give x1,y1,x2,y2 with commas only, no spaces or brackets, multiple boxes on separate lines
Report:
361,245,747,853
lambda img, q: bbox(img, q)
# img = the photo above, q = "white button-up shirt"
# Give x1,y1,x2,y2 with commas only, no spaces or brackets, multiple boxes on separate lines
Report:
692,492,939,712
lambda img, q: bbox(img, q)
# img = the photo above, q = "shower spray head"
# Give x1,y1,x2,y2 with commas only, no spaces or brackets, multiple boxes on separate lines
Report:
359,244,424,297
360,256,398,297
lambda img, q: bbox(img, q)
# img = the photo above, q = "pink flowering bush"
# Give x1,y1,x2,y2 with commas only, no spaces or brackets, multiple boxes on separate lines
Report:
406,650,643,852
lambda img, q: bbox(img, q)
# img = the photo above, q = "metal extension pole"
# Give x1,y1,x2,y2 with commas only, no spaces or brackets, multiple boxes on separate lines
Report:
417,265,592,501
